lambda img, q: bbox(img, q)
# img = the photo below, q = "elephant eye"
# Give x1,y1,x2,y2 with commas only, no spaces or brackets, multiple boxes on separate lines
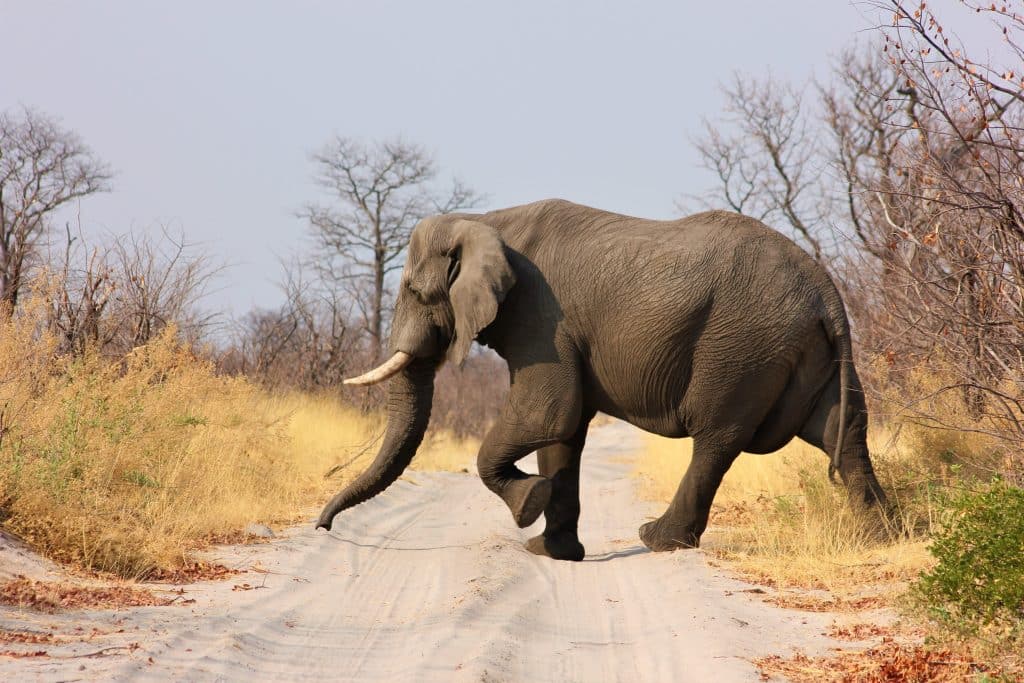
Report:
406,281,426,303
446,253,461,288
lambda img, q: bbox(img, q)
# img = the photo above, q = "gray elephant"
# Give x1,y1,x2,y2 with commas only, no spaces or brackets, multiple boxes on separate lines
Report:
317,199,887,561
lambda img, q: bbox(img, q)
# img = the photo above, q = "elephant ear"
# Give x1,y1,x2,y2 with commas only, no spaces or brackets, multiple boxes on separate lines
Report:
447,220,516,366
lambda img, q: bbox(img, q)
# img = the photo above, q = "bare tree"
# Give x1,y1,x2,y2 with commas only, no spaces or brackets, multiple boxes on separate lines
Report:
299,137,480,353
819,47,905,259
0,108,111,313
47,224,117,355
865,0,1024,454
687,74,829,260
107,229,219,349
44,227,219,356
231,261,362,391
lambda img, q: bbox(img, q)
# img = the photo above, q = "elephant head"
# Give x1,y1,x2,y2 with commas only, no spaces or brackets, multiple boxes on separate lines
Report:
316,217,516,530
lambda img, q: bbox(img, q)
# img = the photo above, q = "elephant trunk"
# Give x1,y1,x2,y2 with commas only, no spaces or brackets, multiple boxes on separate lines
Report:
316,358,436,530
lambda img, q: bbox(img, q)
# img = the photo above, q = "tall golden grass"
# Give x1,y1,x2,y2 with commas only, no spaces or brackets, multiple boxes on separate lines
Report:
871,357,1022,485
0,310,476,578
634,431,939,592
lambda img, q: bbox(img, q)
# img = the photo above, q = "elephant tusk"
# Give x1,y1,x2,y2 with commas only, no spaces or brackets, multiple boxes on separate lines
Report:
343,351,414,386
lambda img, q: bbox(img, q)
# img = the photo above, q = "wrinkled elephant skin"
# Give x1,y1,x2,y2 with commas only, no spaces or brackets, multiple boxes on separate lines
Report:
317,200,887,561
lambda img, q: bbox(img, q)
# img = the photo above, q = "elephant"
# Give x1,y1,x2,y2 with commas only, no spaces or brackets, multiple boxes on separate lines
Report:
316,199,887,561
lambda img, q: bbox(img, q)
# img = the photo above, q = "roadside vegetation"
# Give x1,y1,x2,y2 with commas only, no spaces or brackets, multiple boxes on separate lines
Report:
0,109,493,582
0,303,476,579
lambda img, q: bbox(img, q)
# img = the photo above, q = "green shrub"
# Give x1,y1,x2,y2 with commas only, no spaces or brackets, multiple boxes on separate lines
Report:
916,481,1024,632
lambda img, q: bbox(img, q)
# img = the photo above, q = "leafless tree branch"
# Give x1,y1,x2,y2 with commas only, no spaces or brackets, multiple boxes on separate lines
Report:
0,107,111,313
297,137,481,353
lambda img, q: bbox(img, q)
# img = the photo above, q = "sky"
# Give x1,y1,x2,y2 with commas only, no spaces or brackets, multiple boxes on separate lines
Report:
1,1,884,319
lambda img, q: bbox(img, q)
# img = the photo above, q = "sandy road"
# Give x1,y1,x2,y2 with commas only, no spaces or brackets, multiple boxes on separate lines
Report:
1,420,844,682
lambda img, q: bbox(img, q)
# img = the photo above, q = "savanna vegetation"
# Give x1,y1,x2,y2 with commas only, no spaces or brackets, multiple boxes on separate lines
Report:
0,114,489,580
0,298,477,578
1,0,1022,676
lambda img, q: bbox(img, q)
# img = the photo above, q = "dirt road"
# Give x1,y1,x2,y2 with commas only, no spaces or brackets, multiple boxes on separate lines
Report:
1,420,845,682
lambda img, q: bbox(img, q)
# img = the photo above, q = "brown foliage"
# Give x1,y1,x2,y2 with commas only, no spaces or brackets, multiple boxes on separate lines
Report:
756,639,996,682
0,649,48,659
764,593,889,613
145,561,241,584
431,351,508,437
0,630,61,645
0,576,169,611
827,622,897,641
847,4,1024,473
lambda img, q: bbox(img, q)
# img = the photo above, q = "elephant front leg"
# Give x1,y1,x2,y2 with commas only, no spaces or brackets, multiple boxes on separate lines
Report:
476,428,554,528
477,364,585,534
525,413,593,561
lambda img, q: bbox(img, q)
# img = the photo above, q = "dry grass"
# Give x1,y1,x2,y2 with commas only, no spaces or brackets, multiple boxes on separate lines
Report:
870,356,1022,484
414,430,478,473
634,431,935,595
0,310,476,579
266,390,477,478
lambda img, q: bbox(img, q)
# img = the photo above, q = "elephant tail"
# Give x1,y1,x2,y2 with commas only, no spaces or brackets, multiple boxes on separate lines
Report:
829,329,852,483
823,294,853,483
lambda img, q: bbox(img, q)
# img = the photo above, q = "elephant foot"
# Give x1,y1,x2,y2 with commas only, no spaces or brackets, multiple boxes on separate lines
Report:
639,519,700,552
525,532,585,561
506,476,552,528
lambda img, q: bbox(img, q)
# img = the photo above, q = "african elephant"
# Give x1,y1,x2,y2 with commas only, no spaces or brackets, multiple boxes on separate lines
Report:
316,199,887,561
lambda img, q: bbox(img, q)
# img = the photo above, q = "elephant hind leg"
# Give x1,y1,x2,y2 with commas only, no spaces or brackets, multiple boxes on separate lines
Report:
639,433,743,551
799,371,887,508
525,409,595,562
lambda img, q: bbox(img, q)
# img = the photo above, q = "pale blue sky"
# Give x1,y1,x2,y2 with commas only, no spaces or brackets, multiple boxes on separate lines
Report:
2,1,879,318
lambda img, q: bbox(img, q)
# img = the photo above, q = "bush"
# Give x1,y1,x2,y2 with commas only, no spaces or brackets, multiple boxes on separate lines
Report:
916,481,1024,633
0,321,370,577
430,351,508,437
